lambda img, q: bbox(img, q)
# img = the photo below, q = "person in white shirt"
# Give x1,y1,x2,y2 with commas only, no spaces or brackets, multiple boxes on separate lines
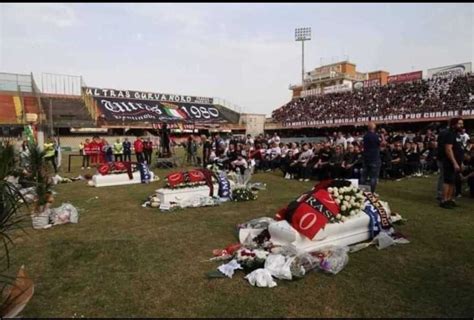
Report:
335,131,347,150
346,133,355,145
231,155,248,174
263,142,281,172
293,143,314,181
245,134,254,146
271,132,281,145
459,128,469,149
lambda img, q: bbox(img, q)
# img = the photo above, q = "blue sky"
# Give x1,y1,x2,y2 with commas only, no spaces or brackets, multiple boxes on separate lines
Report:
0,3,472,115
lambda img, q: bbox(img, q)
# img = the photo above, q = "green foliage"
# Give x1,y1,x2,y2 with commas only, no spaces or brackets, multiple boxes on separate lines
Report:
26,143,53,207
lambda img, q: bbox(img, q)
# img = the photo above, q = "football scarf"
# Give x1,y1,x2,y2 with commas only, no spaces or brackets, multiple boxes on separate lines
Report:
364,192,391,230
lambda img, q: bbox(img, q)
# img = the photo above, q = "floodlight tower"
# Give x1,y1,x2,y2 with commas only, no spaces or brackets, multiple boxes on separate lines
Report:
295,27,311,92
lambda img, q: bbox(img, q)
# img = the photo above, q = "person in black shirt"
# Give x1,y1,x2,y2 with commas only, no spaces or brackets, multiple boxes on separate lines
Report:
329,145,344,179
201,135,212,167
380,142,392,179
313,143,331,180
362,122,384,193
342,144,363,179
436,127,449,200
389,142,406,179
405,142,421,176
439,118,464,209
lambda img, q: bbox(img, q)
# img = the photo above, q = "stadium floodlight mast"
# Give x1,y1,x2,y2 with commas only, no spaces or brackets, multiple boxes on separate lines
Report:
295,27,311,93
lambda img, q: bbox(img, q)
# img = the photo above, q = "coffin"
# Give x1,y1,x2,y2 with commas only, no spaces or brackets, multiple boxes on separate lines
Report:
291,211,370,251
249,211,372,252
156,184,219,204
92,171,155,187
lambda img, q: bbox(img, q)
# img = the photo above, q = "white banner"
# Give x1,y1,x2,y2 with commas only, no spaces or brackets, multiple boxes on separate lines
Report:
301,88,322,97
323,83,352,94
427,62,472,79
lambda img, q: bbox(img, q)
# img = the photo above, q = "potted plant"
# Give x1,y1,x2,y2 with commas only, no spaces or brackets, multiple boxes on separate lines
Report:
26,143,54,229
0,140,33,317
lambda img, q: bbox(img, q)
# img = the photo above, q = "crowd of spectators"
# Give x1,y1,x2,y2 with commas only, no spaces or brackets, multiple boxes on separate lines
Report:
201,128,474,198
272,74,474,123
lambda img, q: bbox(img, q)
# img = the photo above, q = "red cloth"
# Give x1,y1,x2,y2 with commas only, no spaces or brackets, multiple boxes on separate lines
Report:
166,172,185,187
89,141,99,164
275,188,340,240
187,170,205,183
134,140,144,153
83,142,92,156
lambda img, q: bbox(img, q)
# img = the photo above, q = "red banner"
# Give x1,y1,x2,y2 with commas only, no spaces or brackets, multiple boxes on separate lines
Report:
387,71,422,84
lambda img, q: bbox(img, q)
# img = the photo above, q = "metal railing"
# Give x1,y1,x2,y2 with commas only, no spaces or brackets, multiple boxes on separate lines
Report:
213,97,243,113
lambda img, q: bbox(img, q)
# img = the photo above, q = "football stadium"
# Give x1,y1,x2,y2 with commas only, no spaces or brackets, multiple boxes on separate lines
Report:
0,3,473,318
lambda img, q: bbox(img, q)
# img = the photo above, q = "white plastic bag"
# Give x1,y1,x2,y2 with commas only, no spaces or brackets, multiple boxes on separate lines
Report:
317,246,349,275
51,203,79,225
217,259,242,278
245,269,277,288
264,254,295,280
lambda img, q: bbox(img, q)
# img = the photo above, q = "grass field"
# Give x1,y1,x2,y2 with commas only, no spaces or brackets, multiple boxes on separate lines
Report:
8,152,474,317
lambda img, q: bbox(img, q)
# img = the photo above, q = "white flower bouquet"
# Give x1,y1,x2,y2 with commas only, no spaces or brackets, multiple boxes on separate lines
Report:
327,185,365,222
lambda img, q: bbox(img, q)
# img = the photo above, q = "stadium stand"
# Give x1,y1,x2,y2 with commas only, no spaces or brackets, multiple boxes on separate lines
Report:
40,96,95,128
0,94,19,124
272,74,474,123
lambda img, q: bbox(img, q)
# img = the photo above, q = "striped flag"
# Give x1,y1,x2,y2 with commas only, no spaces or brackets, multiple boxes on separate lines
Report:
23,125,36,144
161,102,187,119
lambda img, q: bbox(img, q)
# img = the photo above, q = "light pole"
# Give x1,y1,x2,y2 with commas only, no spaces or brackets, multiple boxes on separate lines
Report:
295,27,311,93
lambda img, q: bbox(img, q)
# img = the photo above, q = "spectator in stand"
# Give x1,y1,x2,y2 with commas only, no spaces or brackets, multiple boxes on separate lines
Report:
143,137,153,164
272,74,473,124
113,138,123,162
134,137,144,163
362,122,383,193
439,118,464,209
123,138,132,162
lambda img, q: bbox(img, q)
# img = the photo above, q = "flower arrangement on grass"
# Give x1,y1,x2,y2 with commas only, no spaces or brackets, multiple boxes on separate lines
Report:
234,248,269,270
232,188,257,202
327,185,365,222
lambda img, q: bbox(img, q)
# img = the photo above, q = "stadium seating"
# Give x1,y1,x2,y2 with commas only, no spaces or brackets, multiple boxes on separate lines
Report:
0,94,20,124
41,96,95,127
272,74,474,123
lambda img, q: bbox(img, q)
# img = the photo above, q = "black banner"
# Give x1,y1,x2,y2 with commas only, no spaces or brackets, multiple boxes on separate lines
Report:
93,96,226,123
84,86,213,105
